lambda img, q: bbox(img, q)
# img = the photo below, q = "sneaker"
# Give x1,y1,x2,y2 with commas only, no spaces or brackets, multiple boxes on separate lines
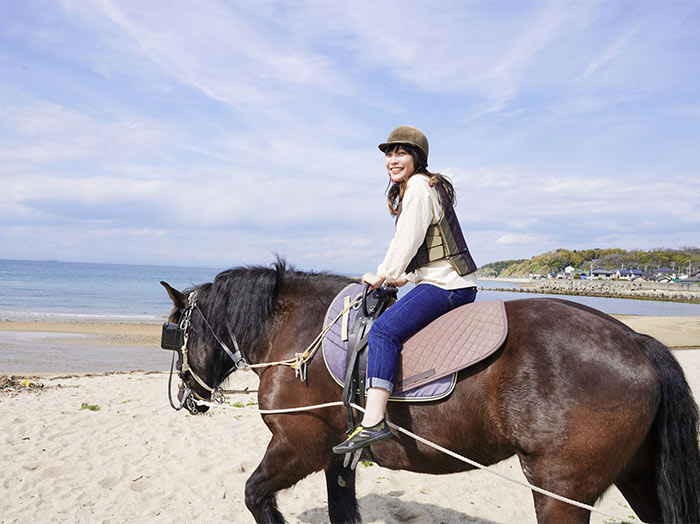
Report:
332,419,392,454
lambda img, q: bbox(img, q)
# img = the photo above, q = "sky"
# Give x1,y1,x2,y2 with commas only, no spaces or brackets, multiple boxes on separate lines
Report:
1,1,699,274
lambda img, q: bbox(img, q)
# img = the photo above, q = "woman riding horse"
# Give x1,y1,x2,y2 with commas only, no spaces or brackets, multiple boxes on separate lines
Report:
334,125,479,454
162,260,700,523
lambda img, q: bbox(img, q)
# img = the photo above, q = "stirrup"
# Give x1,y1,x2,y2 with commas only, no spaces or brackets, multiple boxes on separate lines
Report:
343,450,363,470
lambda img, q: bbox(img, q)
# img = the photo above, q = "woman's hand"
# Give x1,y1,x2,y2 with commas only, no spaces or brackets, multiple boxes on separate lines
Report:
392,277,409,287
362,272,385,290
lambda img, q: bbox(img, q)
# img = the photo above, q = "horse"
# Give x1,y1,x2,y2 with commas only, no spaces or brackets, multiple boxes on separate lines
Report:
160,260,700,524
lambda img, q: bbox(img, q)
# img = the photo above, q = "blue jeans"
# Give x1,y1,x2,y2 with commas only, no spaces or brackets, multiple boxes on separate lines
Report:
366,284,477,393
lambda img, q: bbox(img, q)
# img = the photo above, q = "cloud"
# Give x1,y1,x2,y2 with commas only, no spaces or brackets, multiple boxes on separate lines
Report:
1,1,699,270
447,165,700,263
496,233,549,246
579,29,637,81
62,0,352,113
0,100,172,166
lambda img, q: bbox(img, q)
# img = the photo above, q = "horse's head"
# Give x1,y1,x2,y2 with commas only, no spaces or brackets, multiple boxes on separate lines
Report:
160,280,221,415
160,263,290,413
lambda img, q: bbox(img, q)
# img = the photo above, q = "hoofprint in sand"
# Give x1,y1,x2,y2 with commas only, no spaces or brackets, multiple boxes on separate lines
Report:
1,317,699,523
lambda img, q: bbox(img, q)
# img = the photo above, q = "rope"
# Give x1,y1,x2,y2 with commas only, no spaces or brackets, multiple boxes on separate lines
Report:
244,296,361,373
199,398,631,522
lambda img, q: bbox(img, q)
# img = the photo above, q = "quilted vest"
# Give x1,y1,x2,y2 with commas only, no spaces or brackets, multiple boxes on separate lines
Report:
401,181,477,276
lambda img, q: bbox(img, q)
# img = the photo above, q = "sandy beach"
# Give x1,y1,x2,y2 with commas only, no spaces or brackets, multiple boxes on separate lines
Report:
2,316,700,523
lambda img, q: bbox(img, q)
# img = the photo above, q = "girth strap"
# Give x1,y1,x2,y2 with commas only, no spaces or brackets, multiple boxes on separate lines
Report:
343,317,370,430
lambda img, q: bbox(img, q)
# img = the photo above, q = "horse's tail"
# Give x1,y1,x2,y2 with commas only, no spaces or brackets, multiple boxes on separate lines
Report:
637,333,700,523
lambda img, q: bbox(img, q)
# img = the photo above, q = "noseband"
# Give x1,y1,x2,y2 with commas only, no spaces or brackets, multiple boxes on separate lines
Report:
161,292,248,412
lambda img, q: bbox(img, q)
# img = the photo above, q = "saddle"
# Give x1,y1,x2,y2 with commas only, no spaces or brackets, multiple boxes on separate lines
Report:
322,283,508,406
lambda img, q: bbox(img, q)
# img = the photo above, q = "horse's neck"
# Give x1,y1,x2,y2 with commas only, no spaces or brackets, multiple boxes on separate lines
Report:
251,279,345,366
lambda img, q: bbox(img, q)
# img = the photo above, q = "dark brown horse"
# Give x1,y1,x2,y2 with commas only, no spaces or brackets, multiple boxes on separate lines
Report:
161,260,700,523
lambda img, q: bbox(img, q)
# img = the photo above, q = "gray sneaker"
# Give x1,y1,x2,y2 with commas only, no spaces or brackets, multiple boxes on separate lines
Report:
332,419,392,454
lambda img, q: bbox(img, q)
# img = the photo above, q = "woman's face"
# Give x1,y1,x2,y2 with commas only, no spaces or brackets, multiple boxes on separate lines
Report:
385,146,416,183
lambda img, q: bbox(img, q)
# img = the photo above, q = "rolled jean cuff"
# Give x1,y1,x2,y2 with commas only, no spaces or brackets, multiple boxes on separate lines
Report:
367,377,394,394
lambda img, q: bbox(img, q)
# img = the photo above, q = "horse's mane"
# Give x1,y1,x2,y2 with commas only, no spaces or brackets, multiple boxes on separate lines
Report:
188,258,354,353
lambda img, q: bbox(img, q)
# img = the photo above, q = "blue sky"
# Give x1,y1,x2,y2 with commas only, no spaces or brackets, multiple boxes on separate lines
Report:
1,1,698,274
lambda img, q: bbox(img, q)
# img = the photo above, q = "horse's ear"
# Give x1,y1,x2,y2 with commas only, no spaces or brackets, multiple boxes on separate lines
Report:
160,281,188,309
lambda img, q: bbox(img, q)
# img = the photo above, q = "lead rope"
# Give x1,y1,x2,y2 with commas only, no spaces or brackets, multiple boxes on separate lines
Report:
196,398,630,523
243,295,362,378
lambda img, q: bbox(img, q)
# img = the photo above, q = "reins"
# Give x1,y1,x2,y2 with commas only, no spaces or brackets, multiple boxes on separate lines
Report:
245,295,362,380
168,293,362,407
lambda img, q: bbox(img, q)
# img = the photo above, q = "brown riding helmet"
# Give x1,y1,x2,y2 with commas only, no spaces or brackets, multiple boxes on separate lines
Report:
378,125,429,162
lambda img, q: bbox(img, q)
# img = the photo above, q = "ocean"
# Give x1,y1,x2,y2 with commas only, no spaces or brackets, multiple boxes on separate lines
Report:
2,259,700,322
0,259,223,323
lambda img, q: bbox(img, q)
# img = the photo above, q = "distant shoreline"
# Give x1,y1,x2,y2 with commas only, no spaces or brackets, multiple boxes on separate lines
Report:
480,278,700,304
478,276,531,284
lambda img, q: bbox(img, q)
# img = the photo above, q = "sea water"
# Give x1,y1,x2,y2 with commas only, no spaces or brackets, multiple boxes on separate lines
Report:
0,259,223,322
0,259,224,372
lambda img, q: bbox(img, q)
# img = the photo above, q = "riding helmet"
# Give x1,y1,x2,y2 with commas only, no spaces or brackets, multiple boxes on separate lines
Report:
378,125,429,161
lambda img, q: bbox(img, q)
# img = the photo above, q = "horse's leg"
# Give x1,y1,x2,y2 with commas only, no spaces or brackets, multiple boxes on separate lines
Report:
324,460,360,524
245,436,319,524
614,438,662,523
518,454,599,524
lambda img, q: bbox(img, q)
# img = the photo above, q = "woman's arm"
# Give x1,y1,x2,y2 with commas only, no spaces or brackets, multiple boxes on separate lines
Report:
376,176,434,282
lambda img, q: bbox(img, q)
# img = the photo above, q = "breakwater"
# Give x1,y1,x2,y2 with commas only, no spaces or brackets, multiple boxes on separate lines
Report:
483,279,700,304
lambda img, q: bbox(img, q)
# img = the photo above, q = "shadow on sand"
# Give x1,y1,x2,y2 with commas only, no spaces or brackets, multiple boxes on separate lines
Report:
295,491,502,524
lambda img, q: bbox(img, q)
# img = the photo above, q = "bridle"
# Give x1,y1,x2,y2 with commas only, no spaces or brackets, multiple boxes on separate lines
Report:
161,286,366,413
161,292,248,412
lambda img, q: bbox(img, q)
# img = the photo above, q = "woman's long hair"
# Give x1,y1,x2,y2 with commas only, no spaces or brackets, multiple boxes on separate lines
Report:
385,143,455,216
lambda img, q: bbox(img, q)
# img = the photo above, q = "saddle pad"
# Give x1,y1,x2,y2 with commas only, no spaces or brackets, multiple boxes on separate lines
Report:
322,283,455,402
322,283,508,399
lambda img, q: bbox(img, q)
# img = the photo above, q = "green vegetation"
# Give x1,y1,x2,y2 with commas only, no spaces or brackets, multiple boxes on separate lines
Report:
228,400,258,408
478,247,700,277
480,258,527,276
80,402,100,411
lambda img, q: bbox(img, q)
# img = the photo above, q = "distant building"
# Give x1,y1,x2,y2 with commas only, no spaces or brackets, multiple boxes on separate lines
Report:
613,268,644,280
616,269,632,280
656,267,677,280
591,267,613,279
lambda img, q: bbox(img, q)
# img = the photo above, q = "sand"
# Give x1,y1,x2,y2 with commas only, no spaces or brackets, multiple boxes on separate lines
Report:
1,316,700,523
614,315,700,348
0,321,160,347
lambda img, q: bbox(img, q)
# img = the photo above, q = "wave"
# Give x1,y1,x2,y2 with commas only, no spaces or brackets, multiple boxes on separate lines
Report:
0,309,165,323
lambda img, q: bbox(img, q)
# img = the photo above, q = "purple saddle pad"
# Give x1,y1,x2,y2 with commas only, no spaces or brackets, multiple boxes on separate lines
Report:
321,283,456,402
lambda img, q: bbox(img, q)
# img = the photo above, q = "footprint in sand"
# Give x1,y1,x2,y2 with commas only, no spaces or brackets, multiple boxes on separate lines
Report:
387,499,424,523
130,476,164,496
22,461,43,471
98,477,120,489
42,465,72,478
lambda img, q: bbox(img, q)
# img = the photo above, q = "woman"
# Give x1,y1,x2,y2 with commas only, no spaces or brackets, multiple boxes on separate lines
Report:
333,125,479,454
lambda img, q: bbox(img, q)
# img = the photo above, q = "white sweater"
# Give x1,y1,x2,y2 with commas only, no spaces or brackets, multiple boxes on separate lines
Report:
376,174,478,290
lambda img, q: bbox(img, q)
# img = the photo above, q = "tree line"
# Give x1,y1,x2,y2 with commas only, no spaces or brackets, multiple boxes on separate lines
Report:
479,247,700,277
